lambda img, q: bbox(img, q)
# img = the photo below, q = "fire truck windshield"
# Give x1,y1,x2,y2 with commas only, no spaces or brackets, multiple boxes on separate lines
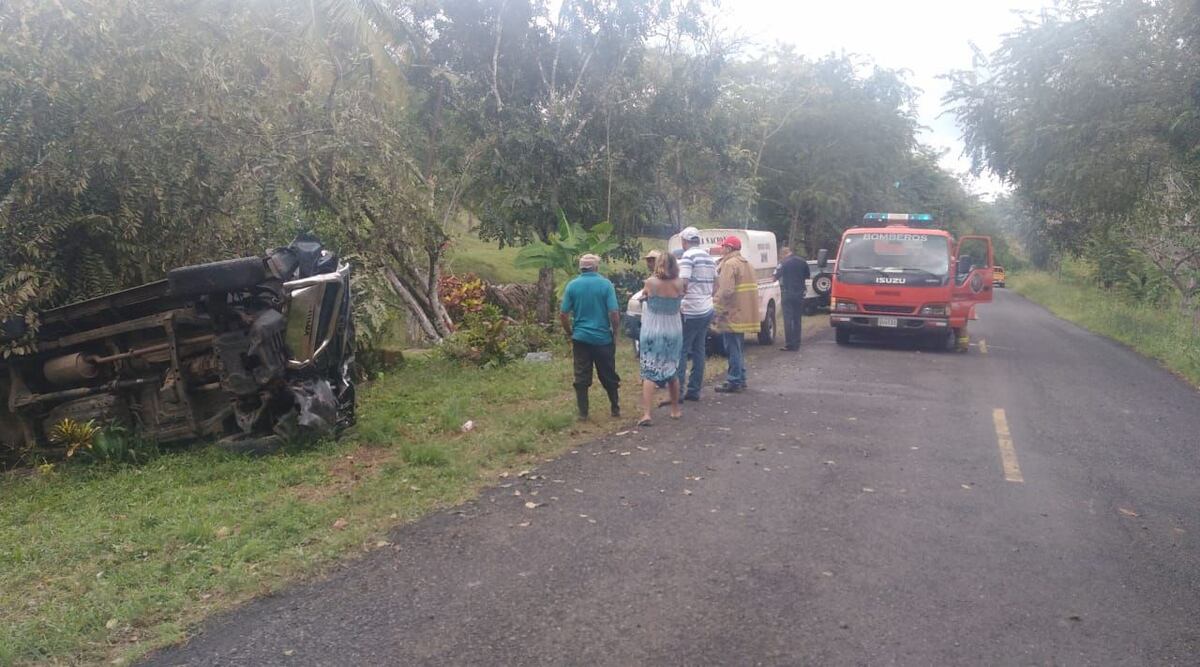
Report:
838,233,950,277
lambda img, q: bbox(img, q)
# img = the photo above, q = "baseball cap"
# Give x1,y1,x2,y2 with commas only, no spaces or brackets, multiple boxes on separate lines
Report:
578,254,600,270
643,249,663,260
720,235,742,251
680,226,701,242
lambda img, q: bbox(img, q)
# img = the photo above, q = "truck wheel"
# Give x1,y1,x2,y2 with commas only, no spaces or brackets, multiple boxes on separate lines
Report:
758,302,776,345
813,274,833,296
835,328,851,345
803,300,817,316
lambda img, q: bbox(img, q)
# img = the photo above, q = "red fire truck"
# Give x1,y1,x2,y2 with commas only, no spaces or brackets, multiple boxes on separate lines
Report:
827,213,993,352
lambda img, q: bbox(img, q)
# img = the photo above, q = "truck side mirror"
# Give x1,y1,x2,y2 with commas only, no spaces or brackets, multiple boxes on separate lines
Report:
817,248,828,268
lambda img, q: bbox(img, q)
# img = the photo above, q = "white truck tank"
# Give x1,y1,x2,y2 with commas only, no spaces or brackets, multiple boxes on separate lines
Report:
667,229,779,281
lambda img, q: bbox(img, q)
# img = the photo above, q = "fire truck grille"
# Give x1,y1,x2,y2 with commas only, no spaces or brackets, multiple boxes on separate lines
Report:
864,304,916,314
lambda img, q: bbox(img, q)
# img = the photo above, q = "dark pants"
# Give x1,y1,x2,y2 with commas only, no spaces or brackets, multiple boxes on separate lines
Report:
781,295,804,349
676,311,713,400
572,340,620,416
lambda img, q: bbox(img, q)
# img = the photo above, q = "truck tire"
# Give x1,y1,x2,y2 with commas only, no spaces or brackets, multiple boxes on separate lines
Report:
168,256,268,296
758,302,776,345
835,327,850,345
813,273,833,296
803,299,818,316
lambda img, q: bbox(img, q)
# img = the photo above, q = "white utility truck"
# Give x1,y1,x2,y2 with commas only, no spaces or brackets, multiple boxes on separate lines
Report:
624,229,781,353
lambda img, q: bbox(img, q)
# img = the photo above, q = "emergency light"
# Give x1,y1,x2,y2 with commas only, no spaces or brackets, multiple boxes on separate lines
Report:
862,212,935,223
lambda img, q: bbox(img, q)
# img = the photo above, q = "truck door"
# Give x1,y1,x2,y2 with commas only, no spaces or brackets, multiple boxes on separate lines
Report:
952,236,994,306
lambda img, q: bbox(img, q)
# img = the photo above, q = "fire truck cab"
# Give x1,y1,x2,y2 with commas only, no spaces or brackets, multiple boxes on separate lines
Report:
828,213,994,351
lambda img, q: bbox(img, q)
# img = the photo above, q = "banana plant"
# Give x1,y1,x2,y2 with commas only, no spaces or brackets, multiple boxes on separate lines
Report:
514,209,619,298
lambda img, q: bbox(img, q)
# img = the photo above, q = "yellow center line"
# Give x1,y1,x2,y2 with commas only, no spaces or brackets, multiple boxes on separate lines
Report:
978,339,988,354
992,408,1024,483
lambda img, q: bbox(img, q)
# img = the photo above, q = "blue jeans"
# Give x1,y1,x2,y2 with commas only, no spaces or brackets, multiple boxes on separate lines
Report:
723,332,746,387
677,311,713,400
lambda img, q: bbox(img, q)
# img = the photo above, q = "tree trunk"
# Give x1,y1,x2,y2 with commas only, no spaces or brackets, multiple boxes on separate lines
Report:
786,209,801,251
535,267,556,323
383,266,444,342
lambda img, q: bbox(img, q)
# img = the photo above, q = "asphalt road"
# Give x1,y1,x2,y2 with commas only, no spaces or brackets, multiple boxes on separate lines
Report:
144,290,1200,666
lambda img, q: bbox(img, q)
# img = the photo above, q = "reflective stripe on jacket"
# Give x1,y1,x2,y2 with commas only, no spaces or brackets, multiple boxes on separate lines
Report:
713,251,760,334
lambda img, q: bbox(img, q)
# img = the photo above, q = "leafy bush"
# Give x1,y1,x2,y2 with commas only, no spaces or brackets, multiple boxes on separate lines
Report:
513,209,619,300
440,305,550,367
439,273,488,324
47,419,158,465
608,269,648,309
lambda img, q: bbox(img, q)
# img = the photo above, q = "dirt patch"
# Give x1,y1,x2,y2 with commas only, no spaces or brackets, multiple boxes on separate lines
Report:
292,446,395,503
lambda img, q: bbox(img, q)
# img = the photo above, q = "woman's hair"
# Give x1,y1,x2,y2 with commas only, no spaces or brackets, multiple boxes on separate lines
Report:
654,250,680,280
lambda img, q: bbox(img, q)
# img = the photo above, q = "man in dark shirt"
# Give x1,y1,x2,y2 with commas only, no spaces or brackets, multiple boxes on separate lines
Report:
774,246,810,351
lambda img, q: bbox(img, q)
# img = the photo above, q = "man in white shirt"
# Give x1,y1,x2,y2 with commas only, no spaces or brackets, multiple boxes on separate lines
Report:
675,226,717,402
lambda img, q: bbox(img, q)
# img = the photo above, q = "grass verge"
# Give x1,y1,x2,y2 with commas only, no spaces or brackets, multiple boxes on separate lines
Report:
1010,269,1200,386
0,339,672,666
444,234,656,284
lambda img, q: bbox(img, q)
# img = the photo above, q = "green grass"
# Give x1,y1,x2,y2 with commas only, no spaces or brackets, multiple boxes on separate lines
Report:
444,235,537,284
0,342,644,666
444,233,657,283
1011,267,1200,386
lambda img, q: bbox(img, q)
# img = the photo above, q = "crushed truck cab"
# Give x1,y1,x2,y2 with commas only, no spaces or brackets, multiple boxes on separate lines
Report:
828,213,993,351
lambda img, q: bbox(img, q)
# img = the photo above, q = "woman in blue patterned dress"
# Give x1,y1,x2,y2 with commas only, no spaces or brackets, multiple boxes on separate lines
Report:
638,252,685,426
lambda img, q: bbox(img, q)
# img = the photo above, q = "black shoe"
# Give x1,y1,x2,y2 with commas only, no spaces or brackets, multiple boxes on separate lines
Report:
611,407,621,418
714,383,745,394
779,346,798,351
683,394,700,402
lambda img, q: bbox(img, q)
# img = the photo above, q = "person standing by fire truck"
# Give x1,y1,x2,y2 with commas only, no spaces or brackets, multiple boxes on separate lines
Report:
774,245,810,351
713,236,759,393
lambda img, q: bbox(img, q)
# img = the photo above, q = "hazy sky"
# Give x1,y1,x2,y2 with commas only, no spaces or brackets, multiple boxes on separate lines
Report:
720,0,1054,197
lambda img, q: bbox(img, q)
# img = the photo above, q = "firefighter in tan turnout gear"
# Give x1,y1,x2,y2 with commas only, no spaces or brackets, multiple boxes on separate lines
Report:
712,235,759,393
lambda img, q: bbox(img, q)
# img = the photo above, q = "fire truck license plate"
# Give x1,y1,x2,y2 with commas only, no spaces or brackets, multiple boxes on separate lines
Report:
878,317,898,328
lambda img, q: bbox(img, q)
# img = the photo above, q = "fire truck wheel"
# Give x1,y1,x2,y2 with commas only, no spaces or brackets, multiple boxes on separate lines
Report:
936,329,956,352
835,327,851,345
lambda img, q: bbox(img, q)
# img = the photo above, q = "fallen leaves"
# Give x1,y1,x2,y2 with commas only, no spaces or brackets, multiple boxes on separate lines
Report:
1118,507,1140,518
331,517,349,530
523,501,542,509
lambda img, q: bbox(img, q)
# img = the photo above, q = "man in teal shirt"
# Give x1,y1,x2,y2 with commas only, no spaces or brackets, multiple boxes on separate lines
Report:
559,254,621,420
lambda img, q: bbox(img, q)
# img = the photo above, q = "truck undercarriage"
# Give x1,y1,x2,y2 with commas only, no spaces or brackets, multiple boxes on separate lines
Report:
0,235,355,459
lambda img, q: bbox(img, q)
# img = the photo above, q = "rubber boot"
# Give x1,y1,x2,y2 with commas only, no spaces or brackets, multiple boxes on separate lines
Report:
605,386,620,418
575,387,589,421
956,330,970,353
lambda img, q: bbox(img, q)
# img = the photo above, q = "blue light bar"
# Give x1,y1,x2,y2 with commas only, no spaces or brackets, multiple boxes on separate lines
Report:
863,212,934,222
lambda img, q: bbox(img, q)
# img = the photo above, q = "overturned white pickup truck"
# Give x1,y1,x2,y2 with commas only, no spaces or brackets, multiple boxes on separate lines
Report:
624,229,782,353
